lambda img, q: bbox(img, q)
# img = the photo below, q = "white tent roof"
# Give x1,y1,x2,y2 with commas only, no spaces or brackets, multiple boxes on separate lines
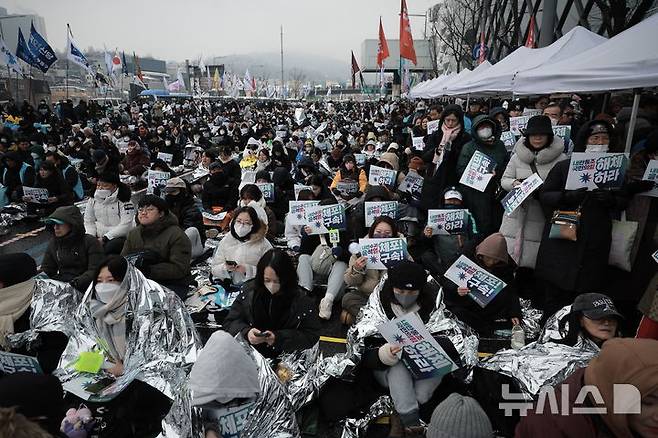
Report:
448,26,607,96
408,75,443,98
410,73,457,98
513,14,658,94
444,61,492,96
427,69,471,98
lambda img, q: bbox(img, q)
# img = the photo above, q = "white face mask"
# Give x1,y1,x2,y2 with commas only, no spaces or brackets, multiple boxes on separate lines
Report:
585,144,609,153
95,282,121,303
477,127,493,140
123,136,130,142
265,281,280,295
234,223,252,237
94,189,112,200
47,146,57,152
240,128,249,135
549,117,559,126
165,140,172,146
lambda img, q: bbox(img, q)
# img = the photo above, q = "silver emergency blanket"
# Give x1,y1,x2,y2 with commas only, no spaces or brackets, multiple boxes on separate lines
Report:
7,279,82,348
520,298,543,340
276,343,321,411
191,338,300,438
341,396,394,438
321,274,479,383
54,263,201,438
479,305,600,396
0,203,27,231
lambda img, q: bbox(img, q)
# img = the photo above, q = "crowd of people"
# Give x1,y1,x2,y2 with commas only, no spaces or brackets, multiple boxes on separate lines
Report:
0,93,657,438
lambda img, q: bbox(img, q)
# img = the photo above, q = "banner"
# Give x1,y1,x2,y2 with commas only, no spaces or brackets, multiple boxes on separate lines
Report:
288,200,320,225
66,26,92,73
256,182,275,202
354,153,366,167
359,238,408,270
412,136,425,151
501,173,543,215
426,119,440,135
304,203,346,235
336,180,359,197
23,186,49,203
398,171,424,194
377,312,457,380
509,116,531,136
0,351,43,375
27,22,57,73
294,184,312,200
156,152,173,165
565,152,628,190
500,131,516,151
365,201,398,227
200,402,255,438
368,165,397,187
641,159,658,197
427,209,470,235
444,255,507,308
522,108,542,117
458,150,496,192
147,170,170,195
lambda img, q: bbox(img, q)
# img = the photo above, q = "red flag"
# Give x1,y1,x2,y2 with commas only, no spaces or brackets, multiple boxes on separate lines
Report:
351,51,360,89
525,15,537,48
477,31,486,65
377,17,390,67
133,52,144,83
399,0,417,64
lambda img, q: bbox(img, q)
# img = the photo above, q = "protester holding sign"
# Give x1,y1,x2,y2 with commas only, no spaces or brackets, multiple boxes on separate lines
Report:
499,116,566,272
330,154,367,201
24,161,73,215
1,151,36,203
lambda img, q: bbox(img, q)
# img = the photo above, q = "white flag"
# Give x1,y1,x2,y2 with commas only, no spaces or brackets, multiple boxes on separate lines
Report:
244,69,254,92
66,27,93,74
0,36,23,76
177,68,186,91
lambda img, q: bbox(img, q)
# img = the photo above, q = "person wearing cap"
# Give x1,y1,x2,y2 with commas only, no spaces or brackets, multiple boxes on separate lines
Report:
426,393,493,438
23,161,74,215
202,161,239,212
41,206,104,292
555,293,622,347
330,154,367,201
164,177,205,259
535,120,628,321
499,115,566,275
84,172,135,255
360,261,461,436
121,140,150,177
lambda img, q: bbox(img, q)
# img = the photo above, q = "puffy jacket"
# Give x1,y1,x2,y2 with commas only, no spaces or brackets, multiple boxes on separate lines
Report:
166,193,204,238
210,220,273,283
84,188,135,240
121,149,150,176
344,253,385,297
499,137,566,268
202,172,238,211
41,206,104,291
121,212,192,283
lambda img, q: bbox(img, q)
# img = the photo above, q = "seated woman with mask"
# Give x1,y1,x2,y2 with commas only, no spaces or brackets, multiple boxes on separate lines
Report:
224,249,320,359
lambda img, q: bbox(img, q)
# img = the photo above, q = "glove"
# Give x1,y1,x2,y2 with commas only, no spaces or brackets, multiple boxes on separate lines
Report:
563,188,588,205
331,246,343,258
625,180,655,195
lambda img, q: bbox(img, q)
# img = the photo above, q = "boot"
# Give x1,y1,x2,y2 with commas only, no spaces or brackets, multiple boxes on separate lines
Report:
340,310,354,326
387,412,404,438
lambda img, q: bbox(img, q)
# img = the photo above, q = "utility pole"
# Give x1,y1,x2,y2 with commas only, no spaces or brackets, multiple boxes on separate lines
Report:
280,26,284,94
539,0,558,47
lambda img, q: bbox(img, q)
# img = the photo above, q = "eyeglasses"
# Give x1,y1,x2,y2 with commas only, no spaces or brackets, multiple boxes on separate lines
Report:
138,207,158,214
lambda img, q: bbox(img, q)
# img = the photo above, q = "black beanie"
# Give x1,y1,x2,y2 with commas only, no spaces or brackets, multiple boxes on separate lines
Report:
388,261,426,291
0,253,37,287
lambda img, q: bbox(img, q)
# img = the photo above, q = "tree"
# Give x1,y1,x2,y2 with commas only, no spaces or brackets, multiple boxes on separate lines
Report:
288,68,306,99
591,0,655,35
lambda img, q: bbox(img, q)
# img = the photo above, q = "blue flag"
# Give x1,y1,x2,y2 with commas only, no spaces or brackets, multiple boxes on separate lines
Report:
27,22,57,73
15,28,35,66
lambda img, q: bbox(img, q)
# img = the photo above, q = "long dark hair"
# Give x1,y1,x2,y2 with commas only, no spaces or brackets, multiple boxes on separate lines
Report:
254,249,298,297
368,216,399,238
230,206,261,241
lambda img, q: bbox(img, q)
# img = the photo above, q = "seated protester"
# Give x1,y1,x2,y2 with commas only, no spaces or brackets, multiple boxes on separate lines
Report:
342,216,403,325
255,148,274,172
121,195,192,299
296,197,352,320
120,140,150,177
201,161,239,212
294,155,317,185
158,136,183,166
330,154,367,201
363,139,378,161
41,206,103,291
199,150,216,173
224,249,320,358
88,148,121,185
515,338,658,438
284,188,315,252
272,166,295,201
217,145,242,190
271,138,292,170
84,172,135,255
456,114,508,236
163,177,206,260
327,142,345,170
421,187,479,280
443,232,522,334
375,152,406,191
361,261,462,435
1,151,36,203
349,185,394,240
426,394,494,438
210,205,272,287
309,174,335,201
150,158,176,176
23,161,73,215
239,184,278,240
255,170,288,225
555,293,622,347
44,151,84,202
311,147,332,177
489,106,510,132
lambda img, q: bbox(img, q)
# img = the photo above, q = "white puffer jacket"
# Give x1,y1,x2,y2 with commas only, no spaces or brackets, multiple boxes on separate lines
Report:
84,190,135,240
211,219,272,284
499,136,566,268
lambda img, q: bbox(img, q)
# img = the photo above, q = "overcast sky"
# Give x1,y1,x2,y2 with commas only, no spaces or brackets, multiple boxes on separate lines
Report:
4,0,437,63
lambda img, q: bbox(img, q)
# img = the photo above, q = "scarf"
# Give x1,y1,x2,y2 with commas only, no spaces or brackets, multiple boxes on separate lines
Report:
0,279,34,348
440,124,460,146
89,281,129,362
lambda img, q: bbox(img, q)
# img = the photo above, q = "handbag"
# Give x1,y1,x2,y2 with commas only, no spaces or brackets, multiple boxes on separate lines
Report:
549,208,581,241
608,211,638,272
311,235,336,277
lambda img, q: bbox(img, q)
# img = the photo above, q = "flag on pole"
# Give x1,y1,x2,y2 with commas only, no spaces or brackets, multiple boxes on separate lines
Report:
377,17,390,67
399,0,417,65
26,22,58,73
244,69,254,92
133,52,145,86
121,51,128,75
177,68,186,91
0,36,23,76
103,48,114,77
525,15,537,48
214,68,221,90
477,31,487,64
112,50,123,75
351,51,361,89
15,28,35,67
66,24,92,74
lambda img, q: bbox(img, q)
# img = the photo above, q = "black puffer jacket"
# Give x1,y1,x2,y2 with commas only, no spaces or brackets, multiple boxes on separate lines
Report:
166,192,204,240
41,206,104,291
202,172,239,211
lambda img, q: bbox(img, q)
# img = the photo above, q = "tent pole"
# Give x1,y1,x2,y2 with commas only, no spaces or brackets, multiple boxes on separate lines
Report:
465,94,470,110
624,89,641,154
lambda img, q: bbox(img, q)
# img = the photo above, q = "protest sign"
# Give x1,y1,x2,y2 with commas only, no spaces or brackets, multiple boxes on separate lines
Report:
398,171,424,194
444,255,507,308
365,201,398,227
275,130,287,139
641,159,658,197
0,351,43,375
354,153,366,166
412,136,425,151
509,116,531,136
427,119,440,135
288,200,320,225
156,152,173,165
377,312,457,380
22,186,49,203
359,238,408,270
304,203,346,234
201,402,256,438
553,125,573,154
523,108,543,117
63,369,138,403
500,131,516,151
368,165,397,187
146,170,170,195
427,209,470,235
256,182,275,202
294,184,313,200
501,173,544,215
565,152,628,190
239,170,257,189
458,150,496,192
653,249,658,264
336,180,359,196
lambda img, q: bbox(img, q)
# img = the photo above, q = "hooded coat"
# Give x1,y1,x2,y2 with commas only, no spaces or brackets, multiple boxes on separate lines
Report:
41,206,104,291
1,152,36,201
456,115,509,236
499,137,566,268
84,186,135,240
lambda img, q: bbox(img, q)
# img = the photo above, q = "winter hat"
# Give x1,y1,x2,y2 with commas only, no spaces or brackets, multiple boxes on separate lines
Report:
367,132,377,141
426,393,493,438
92,149,107,164
343,154,356,164
475,232,509,265
388,261,426,291
0,253,37,287
98,172,120,186
408,156,425,171
378,152,400,171
524,115,553,136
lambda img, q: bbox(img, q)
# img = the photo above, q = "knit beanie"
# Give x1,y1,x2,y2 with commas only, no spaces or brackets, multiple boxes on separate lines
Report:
426,393,493,438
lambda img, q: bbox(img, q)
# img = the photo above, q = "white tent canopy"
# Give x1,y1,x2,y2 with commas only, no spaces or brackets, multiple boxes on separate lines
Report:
408,75,444,98
444,61,492,96
447,26,607,96
513,13,658,94
426,69,471,98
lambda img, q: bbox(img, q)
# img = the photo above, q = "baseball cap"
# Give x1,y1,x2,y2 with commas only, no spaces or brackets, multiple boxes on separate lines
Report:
572,293,623,320
444,187,463,201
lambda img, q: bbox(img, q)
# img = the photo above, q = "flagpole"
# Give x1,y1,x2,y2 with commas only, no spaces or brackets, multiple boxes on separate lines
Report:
28,65,33,104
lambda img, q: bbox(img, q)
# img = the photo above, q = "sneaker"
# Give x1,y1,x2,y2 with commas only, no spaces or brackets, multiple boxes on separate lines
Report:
319,296,333,320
